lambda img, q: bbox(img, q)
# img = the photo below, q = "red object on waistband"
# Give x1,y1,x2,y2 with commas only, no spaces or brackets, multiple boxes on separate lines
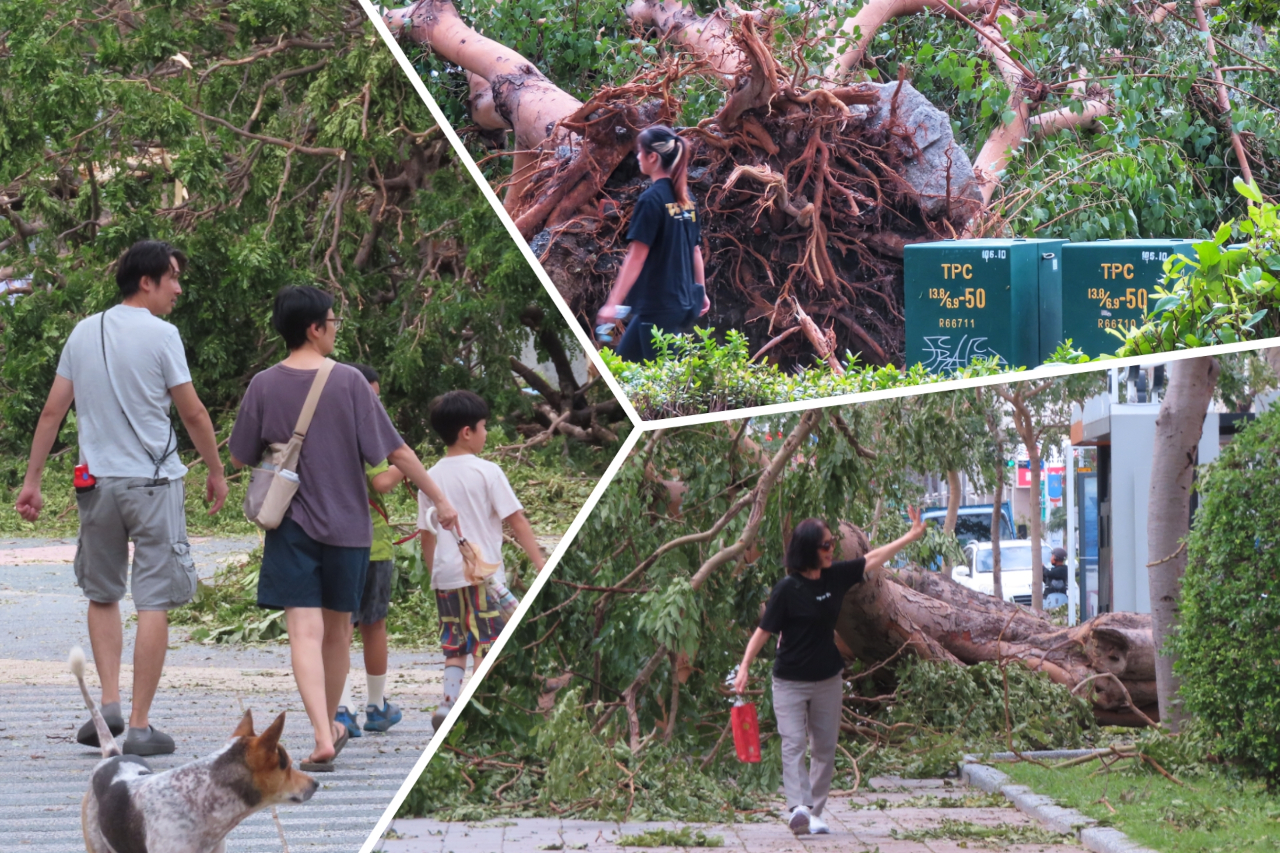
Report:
74,464,96,488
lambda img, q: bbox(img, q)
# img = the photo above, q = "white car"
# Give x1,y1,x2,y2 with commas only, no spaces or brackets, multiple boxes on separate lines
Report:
955,540,1055,608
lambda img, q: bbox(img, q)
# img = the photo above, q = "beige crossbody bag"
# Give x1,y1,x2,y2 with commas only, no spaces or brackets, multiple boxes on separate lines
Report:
243,358,336,530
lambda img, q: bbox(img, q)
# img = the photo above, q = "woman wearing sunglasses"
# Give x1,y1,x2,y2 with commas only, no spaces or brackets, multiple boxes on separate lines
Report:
733,507,927,836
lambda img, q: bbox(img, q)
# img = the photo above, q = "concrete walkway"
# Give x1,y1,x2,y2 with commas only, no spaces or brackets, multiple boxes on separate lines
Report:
380,778,1084,853
0,536,452,852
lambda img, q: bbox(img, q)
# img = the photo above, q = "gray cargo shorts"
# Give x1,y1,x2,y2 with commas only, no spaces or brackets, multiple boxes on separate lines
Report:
73,477,196,610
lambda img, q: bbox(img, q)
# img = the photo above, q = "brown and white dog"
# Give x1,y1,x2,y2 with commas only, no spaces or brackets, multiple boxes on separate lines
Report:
71,647,318,853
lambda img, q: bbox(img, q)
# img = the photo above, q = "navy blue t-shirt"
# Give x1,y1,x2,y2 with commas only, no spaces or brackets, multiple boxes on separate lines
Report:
760,558,866,682
625,178,701,315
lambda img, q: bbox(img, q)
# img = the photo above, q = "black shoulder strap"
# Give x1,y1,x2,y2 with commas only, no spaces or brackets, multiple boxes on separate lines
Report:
100,311,176,481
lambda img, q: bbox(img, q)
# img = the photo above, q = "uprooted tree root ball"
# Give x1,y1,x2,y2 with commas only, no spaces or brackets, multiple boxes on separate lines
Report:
393,3,984,368
517,25,983,368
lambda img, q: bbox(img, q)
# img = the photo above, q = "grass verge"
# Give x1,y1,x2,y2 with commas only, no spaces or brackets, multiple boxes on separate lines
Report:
1004,760,1280,852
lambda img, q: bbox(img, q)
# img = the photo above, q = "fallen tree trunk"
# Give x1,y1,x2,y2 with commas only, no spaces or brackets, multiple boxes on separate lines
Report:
833,523,1160,726
625,0,747,79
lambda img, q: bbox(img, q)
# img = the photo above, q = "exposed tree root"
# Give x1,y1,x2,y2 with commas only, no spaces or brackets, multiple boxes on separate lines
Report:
514,21,987,368
394,1,994,367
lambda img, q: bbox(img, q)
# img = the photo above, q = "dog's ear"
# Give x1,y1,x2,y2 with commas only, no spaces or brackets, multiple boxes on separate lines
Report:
258,712,287,751
232,709,255,739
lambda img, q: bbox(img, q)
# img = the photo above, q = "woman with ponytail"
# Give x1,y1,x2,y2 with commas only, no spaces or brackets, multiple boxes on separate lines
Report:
596,125,709,362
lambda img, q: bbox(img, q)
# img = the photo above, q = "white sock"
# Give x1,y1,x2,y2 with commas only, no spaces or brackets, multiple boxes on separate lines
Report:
440,665,465,707
338,674,354,712
366,673,387,710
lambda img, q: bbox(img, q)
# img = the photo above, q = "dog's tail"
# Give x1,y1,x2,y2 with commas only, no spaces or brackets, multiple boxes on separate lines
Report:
70,646,120,758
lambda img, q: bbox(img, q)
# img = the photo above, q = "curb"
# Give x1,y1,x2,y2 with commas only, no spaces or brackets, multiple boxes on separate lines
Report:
960,757,1161,853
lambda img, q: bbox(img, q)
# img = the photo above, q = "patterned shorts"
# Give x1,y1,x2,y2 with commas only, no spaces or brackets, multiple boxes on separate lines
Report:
436,584,503,657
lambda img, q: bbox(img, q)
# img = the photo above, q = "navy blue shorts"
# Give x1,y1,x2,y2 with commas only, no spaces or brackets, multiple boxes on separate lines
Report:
259,517,369,612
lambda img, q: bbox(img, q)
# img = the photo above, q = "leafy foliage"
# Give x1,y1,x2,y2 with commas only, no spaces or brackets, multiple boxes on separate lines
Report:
399,388,1108,818
1171,406,1280,788
1116,180,1280,355
600,328,1015,419
0,0,589,471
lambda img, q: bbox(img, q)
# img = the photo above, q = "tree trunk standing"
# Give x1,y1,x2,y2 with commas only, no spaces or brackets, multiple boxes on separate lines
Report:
1147,356,1220,732
1025,436,1045,611
943,469,961,579
1264,346,1280,380
995,381,1062,613
990,442,1004,602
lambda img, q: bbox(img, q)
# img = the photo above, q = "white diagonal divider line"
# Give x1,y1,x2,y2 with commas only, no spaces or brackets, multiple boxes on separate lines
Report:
357,0,641,428
356,425,645,853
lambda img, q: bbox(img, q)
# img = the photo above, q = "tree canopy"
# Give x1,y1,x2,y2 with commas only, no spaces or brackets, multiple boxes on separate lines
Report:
0,0,594,461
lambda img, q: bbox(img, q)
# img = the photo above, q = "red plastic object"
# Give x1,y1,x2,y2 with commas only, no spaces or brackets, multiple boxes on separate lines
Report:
74,464,96,489
731,701,762,763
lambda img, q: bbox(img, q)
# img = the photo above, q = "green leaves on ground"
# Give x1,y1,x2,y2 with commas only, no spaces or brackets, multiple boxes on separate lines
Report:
1005,751,1280,853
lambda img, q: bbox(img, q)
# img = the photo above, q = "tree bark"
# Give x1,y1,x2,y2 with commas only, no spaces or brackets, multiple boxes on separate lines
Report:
1001,392,1046,611
1189,0,1254,185
991,442,1005,602
1146,355,1220,732
1263,346,1280,381
385,0,582,152
943,469,961,579
833,525,1160,725
625,0,746,79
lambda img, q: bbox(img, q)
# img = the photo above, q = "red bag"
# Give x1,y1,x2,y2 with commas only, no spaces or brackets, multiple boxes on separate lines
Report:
731,699,762,763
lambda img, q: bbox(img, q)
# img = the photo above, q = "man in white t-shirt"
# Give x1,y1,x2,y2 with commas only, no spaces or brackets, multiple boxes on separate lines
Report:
14,240,228,756
417,391,546,730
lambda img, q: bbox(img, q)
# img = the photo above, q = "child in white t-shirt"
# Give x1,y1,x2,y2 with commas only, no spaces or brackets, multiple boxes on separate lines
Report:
417,390,546,730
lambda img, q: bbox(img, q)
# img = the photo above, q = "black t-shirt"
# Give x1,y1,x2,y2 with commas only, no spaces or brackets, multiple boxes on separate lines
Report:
625,178,701,315
759,558,866,682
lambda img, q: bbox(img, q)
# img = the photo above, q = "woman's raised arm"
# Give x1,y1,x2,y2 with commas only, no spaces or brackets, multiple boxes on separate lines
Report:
862,505,927,573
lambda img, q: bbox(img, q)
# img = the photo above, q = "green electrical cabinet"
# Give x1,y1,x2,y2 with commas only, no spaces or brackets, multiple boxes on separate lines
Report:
905,238,1066,373
1060,239,1199,357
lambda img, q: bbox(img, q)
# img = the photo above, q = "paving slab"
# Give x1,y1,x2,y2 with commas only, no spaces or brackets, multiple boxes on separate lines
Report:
0,536,456,853
379,777,1084,853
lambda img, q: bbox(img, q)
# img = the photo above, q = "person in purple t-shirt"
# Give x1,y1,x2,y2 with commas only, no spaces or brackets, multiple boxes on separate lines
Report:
229,285,459,771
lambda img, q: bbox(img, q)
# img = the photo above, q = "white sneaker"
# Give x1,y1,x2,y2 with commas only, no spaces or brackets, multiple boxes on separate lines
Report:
808,812,829,834
788,805,811,836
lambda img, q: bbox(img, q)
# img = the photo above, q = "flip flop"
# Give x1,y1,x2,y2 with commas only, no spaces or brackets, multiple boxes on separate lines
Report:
332,727,350,759
300,727,350,772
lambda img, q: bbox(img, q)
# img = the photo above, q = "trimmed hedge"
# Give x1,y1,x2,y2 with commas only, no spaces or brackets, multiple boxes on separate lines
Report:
1172,406,1280,787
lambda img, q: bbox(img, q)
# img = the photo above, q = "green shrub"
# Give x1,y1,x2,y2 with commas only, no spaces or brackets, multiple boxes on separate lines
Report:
600,328,1015,419
1171,407,1280,787
1116,179,1280,356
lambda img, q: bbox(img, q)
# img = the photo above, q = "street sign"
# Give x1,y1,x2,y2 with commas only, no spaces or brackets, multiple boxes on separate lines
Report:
905,238,1066,373
1060,239,1199,357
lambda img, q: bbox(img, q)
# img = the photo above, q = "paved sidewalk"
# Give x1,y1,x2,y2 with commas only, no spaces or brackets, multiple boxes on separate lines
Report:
380,778,1083,853
0,536,452,852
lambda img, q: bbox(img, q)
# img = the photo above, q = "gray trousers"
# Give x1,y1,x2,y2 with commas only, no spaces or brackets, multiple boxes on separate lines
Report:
772,673,843,815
